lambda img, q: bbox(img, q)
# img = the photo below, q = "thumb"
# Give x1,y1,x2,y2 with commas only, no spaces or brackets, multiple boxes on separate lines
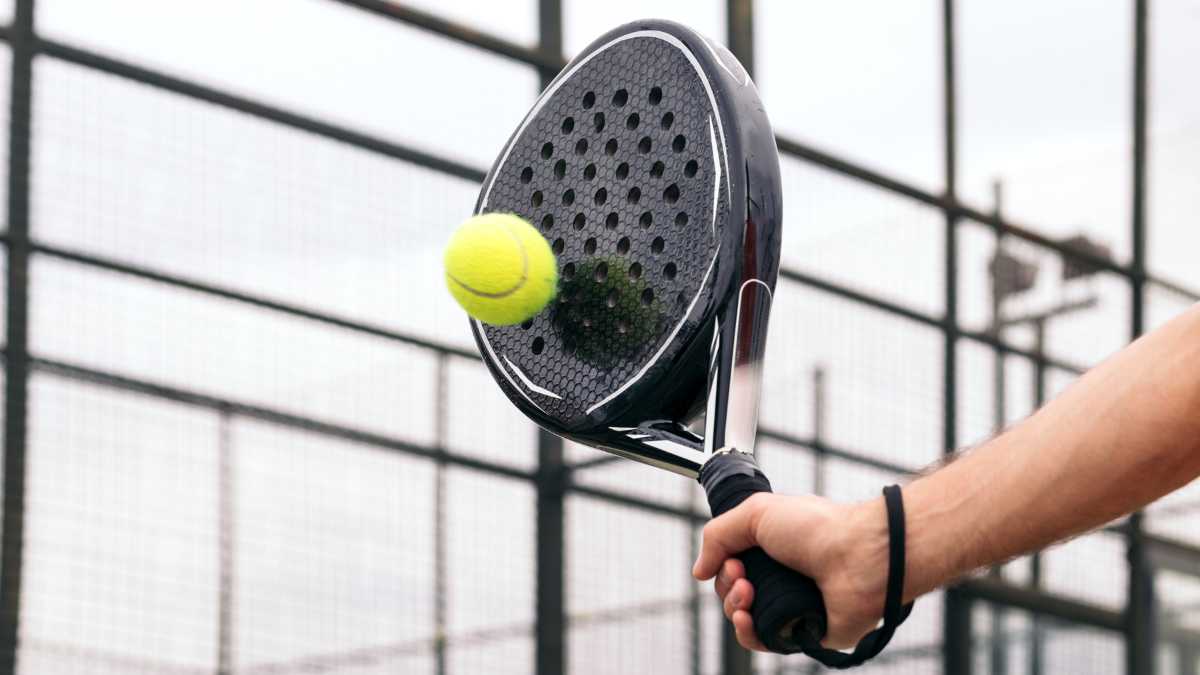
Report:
692,495,766,580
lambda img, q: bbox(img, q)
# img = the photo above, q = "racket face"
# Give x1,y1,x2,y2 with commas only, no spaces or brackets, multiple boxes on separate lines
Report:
472,20,780,475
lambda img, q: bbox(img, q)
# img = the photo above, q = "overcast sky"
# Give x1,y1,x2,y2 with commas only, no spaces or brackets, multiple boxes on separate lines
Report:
12,1,1200,674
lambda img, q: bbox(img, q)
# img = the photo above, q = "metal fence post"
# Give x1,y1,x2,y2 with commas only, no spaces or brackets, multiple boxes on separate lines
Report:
533,7,567,675
1126,1,1156,673
941,1,974,673
0,0,36,673
723,1,755,672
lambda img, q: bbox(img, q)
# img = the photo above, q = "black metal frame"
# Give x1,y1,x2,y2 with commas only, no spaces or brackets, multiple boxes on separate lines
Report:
0,0,1195,673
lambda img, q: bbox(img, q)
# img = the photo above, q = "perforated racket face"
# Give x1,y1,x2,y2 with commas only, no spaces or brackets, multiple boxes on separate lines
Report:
474,28,729,429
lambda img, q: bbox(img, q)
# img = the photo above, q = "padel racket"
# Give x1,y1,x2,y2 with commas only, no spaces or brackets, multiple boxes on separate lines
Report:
470,19,826,655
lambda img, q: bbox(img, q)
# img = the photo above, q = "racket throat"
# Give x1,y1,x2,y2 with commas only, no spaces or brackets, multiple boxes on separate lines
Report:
705,278,774,454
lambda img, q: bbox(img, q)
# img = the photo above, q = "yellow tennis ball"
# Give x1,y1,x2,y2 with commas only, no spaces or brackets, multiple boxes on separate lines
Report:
444,213,558,326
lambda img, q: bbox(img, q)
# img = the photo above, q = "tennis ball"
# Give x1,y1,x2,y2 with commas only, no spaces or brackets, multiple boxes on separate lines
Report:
444,213,558,326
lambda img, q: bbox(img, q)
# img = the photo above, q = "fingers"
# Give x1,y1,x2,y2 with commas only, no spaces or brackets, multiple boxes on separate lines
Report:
732,610,767,651
721,577,754,620
721,576,765,652
713,558,745,600
692,495,765,580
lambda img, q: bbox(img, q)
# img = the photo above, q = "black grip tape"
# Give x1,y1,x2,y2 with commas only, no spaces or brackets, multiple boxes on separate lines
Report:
699,451,827,654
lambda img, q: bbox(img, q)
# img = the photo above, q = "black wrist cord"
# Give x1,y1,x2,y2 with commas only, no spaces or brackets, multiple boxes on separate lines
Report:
801,485,914,668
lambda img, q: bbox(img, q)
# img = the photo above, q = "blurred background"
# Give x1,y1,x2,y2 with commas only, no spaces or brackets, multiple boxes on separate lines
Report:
0,0,1196,673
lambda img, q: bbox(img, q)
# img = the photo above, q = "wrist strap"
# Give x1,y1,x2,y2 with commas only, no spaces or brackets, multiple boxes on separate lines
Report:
801,485,914,669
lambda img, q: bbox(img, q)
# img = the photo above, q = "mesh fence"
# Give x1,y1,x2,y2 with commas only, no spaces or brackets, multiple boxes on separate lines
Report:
0,1,1198,674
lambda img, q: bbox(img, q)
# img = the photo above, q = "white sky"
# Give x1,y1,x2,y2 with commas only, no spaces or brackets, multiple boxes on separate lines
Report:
12,1,1200,673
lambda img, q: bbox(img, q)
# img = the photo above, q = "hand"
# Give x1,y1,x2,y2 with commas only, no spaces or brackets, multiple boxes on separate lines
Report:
692,493,892,651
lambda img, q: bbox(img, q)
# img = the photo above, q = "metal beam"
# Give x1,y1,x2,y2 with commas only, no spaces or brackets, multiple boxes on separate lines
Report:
534,5,567,673
30,355,535,482
941,3,970,674
725,5,756,671
333,0,564,74
38,39,488,184
31,240,480,360
1127,2,1155,674
958,576,1125,632
0,1,34,671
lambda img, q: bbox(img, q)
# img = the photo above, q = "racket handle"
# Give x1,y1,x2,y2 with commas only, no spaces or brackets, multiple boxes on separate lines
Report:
699,450,827,654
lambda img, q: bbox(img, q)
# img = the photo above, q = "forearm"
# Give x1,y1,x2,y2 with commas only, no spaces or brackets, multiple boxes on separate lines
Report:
899,305,1200,597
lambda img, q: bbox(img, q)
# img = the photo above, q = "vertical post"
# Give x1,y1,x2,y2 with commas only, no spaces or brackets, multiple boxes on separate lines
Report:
535,430,565,675
988,180,1008,675
1029,320,1046,675
1127,1,1155,674
533,9,567,675
724,2,755,673
0,1,35,672
433,356,449,675
942,1,973,673
216,411,234,675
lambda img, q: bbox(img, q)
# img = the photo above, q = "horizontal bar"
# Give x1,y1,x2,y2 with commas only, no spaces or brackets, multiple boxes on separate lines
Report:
333,0,563,73
1145,531,1200,578
959,327,1086,375
997,296,1100,328
775,135,1199,302
566,481,705,523
23,352,722,525
36,38,488,184
775,135,945,209
780,266,942,329
957,576,1124,632
567,453,621,472
30,239,480,360
30,354,530,481
781,266,1090,374
759,427,918,476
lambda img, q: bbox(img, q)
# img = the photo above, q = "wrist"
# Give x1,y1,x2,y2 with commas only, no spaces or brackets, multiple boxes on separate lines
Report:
826,497,891,620
837,486,952,608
